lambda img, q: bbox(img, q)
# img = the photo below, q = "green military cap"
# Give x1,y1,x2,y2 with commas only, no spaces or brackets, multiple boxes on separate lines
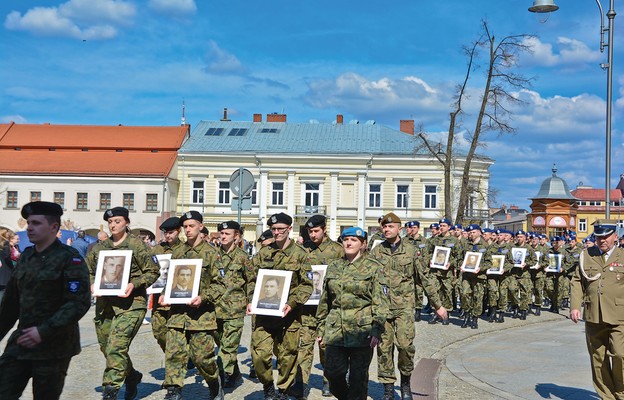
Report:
21,201,63,219
380,212,401,225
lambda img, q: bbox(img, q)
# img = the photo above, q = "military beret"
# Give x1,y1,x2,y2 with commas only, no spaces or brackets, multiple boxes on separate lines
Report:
267,212,292,226
467,224,481,232
515,230,527,236
340,226,367,240
21,201,63,219
404,220,420,228
452,224,463,230
200,226,209,235
439,218,452,225
103,206,129,221
305,215,326,229
430,223,440,229
593,219,618,237
179,210,203,224
482,228,493,233
550,236,561,242
380,212,401,225
585,235,596,243
159,217,181,231
257,229,273,243
218,220,240,231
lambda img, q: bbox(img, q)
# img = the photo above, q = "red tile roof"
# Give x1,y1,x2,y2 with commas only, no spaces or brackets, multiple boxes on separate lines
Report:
571,188,624,201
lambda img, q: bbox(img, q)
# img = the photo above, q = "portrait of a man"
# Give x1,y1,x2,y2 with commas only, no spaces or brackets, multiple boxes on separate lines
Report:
170,265,195,298
257,276,281,310
99,255,125,290
309,271,323,300
152,257,170,289
431,246,450,269
466,254,478,268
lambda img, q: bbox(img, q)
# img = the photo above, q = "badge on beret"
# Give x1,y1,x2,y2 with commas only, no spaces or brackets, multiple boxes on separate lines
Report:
271,216,277,223
502,249,508,254
307,222,313,228
479,248,486,253
223,222,228,229
106,210,113,217
219,269,225,277
419,244,426,248
448,243,455,247
306,271,313,280
185,212,192,219
68,281,80,293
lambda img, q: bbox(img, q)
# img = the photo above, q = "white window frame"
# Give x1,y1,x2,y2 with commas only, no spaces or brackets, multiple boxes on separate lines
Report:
218,181,231,205
191,180,204,204
304,183,320,207
578,218,587,232
396,185,409,209
368,184,381,208
424,185,438,209
272,182,284,206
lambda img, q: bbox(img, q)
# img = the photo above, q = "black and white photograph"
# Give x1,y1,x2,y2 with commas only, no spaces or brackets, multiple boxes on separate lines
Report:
147,254,172,295
530,251,542,269
250,269,293,317
487,255,505,275
545,254,563,273
430,246,451,270
163,259,202,304
93,250,133,296
460,251,482,273
511,247,528,268
305,265,327,306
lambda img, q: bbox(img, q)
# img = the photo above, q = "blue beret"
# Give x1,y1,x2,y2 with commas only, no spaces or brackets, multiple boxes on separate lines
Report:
467,224,482,231
340,226,367,240
21,201,63,219
515,230,527,236
439,218,452,225
103,206,129,221
430,223,440,229
452,224,463,230
405,220,420,228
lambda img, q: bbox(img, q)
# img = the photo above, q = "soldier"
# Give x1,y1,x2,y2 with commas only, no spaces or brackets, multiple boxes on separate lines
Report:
425,218,458,324
487,229,512,323
528,233,549,316
86,207,160,400
150,217,182,352
544,236,571,314
160,211,224,400
367,217,385,250
458,224,491,329
404,220,427,321
247,212,313,399
316,227,387,400
507,230,536,320
213,220,250,388
0,202,91,399
295,215,344,398
370,213,447,400
562,234,581,309
571,220,624,400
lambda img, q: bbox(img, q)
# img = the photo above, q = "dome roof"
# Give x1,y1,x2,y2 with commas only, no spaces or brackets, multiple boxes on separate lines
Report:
532,164,577,200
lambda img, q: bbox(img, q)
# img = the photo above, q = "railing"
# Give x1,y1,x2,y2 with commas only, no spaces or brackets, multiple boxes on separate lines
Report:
295,205,327,216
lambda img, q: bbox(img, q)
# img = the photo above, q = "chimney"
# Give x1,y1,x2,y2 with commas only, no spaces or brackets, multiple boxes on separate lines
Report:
253,113,262,123
336,114,344,124
221,107,230,121
400,119,414,135
266,113,286,123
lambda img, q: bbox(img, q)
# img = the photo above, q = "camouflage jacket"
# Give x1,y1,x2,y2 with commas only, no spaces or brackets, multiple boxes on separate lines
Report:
213,245,250,320
167,240,222,331
0,240,91,360
86,234,159,314
316,255,387,347
546,246,575,276
508,242,537,278
407,235,427,254
367,230,384,251
564,244,581,276
459,238,492,281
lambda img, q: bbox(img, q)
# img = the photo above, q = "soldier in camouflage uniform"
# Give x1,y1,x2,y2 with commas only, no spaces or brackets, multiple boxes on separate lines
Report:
212,220,250,388
562,234,581,309
404,221,427,321
0,202,91,400
370,213,447,400
458,224,492,329
316,227,388,400
544,236,573,314
366,217,384,251
150,217,182,352
487,229,512,323
528,233,549,316
507,230,537,320
247,212,313,400
293,215,344,398
160,211,224,400
86,207,160,400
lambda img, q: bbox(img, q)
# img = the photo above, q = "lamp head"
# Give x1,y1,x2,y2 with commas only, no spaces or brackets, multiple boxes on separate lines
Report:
529,0,559,13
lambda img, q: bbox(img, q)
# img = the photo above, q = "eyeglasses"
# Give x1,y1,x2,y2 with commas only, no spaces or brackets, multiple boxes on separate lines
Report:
270,226,289,233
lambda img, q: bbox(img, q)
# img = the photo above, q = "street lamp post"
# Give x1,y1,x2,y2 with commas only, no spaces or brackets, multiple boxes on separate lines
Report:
529,0,616,219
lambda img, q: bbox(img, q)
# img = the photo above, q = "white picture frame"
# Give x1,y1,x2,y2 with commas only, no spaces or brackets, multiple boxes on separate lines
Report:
93,250,133,296
371,239,384,250
530,251,542,270
545,254,563,273
163,259,203,304
147,254,172,295
460,251,482,273
511,247,528,268
251,269,293,317
430,246,451,270
305,265,327,306
487,255,505,275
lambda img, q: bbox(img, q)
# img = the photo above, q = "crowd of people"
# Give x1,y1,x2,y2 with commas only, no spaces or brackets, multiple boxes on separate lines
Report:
0,201,622,400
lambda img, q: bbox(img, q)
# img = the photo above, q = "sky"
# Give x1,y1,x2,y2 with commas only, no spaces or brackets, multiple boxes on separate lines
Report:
1,0,623,211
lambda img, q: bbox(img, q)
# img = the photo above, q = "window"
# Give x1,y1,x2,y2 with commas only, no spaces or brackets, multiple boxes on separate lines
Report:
396,185,408,208
424,185,437,209
204,127,224,136
192,181,204,204
578,218,587,232
76,193,88,210
99,193,111,210
305,183,320,207
251,183,258,205
6,191,18,208
146,193,158,211
123,193,135,211
218,182,230,204
589,201,601,206
30,191,41,202
228,128,248,136
259,128,280,133
369,184,381,208
272,182,284,205
54,192,65,209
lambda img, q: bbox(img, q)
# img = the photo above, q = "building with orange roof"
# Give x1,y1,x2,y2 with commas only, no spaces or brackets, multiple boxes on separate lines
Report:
0,122,190,237
571,176,624,238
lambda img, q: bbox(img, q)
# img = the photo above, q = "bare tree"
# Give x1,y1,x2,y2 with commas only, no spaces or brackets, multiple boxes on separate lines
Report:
418,20,533,223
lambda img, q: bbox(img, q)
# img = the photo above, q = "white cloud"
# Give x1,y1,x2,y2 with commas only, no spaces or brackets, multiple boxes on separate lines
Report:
148,0,197,18
521,36,601,67
0,115,27,124
203,40,246,75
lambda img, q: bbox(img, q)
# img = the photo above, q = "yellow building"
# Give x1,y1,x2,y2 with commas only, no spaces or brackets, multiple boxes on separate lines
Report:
571,175,624,239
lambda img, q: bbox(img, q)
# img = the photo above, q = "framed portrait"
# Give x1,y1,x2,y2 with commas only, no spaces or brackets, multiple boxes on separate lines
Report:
251,269,293,317
511,247,528,268
430,246,451,270
305,265,327,306
545,254,563,273
147,254,172,295
93,250,133,296
487,255,505,275
163,259,202,304
530,251,542,270
460,251,482,273
371,240,384,250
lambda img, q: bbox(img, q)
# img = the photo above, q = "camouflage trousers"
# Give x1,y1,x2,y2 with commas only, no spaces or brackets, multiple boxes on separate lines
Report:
544,274,564,307
378,308,415,383
510,272,532,311
324,345,373,400
94,308,145,388
0,355,71,400
431,273,455,310
560,275,571,301
151,302,169,352
298,322,326,385
530,272,545,307
215,317,244,375
251,323,300,391
498,275,514,309
414,279,424,309
487,276,505,309
460,276,486,317
164,328,219,388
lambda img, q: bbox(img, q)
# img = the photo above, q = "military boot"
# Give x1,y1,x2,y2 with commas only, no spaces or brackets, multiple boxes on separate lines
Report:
512,307,519,319
414,309,421,322
124,369,142,400
496,311,505,323
263,383,277,400
428,314,440,324
488,308,496,322
400,375,412,400
535,306,541,316
163,387,182,400
470,315,478,329
519,310,527,320
461,314,470,328
103,386,119,400
208,380,224,400
382,383,394,400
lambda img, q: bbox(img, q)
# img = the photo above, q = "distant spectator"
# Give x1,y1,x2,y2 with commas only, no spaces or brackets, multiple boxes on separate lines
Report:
0,229,15,303
87,231,109,255
71,230,89,258
8,233,20,266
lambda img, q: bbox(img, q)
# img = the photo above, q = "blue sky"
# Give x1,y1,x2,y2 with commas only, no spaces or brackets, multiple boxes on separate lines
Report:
1,0,622,211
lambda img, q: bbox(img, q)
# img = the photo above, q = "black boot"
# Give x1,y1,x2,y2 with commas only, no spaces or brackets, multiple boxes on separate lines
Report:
428,314,440,325
496,311,505,323
124,369,142,400
103,386,119,400
400,375,412,400
322,378,331,396
461,314,470,328
470,315,478,329
209,380,224,400
382,383,394,400
519,310,527,320
414,309,421,322
441,316,450,325
535,306,541,316
163,387,182,400
263,383,277,400
512,307,519,319
551,306,559,314
457,308,466,318
488,308,496,322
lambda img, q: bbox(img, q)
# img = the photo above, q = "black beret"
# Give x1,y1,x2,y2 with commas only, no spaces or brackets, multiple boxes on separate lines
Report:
200,227,209,235
179,210,203,224
257,229,273,243
159,217,180,231
267,212,292,226
305,215,326,228
21,201,63,219
218,220,240,231
103,207,129,221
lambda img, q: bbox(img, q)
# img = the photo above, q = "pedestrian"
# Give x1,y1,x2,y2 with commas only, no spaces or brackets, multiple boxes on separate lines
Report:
86,207,160,400
316,227,387,400
71,230,90,258
0,201,91,399
571,219,624,400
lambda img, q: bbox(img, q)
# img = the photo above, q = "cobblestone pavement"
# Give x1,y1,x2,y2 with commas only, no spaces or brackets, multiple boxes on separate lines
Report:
3,306,592,400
